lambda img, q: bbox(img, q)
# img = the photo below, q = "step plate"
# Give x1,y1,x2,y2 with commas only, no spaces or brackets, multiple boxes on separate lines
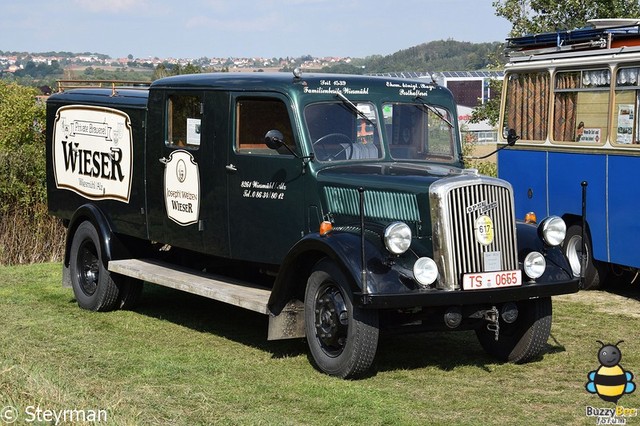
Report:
108,259,271,314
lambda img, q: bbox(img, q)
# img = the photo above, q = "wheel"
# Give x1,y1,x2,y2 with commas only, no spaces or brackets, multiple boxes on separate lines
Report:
475,297,552,363
304,259,379,378
562,224,606,290
312,133,353,161
69,221,120,311
118,278,143,310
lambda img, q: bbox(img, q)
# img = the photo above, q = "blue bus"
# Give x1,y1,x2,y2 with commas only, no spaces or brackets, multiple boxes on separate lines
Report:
497,19,640,289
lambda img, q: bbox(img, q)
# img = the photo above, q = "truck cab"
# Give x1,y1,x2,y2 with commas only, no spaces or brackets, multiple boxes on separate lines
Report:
46,72,579,378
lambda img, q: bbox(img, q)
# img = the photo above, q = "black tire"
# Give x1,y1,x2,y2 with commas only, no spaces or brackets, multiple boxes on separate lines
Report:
562,224,606,290
118,278,143,310
475,297,552,363
304,259,379,378
69,221,120,312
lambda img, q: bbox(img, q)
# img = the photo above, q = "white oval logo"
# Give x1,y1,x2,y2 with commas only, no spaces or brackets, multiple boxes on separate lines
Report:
475,215,494,246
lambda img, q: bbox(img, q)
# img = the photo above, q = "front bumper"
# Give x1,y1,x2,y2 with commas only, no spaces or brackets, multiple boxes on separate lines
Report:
354,278,579,309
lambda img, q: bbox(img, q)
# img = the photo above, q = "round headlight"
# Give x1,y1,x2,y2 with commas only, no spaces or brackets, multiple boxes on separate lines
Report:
384,222,412,255
524,251,546,279
539,216,566,246
413,257,438,286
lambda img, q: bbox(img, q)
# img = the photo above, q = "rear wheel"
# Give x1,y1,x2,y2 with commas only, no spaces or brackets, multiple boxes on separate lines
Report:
475,297,552,363
304,259,379,378
118,278,143,310
69,221,120,312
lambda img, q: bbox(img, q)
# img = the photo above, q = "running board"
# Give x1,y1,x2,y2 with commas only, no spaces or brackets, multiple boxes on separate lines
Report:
107,258,304,340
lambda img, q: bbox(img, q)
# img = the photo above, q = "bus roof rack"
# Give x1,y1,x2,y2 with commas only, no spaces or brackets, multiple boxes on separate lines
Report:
505,19,640,58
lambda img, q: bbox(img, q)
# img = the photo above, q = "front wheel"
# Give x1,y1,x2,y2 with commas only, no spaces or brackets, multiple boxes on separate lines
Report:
475,297,552,363
304,259,379,378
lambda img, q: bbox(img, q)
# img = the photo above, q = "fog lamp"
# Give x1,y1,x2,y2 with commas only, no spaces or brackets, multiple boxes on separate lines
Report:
413,257,438,286
523,251,546,279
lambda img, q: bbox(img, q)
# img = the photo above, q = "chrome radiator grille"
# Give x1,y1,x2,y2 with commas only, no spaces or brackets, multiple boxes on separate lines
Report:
430,174,518,290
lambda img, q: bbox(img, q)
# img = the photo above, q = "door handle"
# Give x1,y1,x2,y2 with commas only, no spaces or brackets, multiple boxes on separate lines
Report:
225,164,237,173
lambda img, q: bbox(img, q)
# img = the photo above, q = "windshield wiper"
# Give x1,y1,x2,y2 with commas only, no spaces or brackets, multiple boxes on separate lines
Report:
336,92,374,125
414,96,453,128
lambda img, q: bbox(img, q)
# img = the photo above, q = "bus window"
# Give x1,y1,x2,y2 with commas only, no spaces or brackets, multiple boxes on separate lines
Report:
613,67,640,145
553,69,610,144
503,72,549,142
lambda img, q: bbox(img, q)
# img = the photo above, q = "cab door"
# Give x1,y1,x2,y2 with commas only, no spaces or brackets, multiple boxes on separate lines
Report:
226,94,307,265
146,89,228,256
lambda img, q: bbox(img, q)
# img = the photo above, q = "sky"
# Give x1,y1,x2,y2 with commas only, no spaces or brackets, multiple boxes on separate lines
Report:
2,0,512,59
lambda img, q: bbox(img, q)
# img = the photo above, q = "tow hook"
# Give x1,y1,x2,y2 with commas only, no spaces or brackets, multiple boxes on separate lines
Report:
484,306,500,341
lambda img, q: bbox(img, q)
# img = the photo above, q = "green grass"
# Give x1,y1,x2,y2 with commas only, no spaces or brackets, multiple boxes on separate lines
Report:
0,263,639,425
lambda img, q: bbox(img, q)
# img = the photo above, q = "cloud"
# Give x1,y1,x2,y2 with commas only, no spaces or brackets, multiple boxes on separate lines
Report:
72,0,149,13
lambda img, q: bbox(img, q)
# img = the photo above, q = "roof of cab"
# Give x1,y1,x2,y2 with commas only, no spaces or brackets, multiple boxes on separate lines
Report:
150,72,440,93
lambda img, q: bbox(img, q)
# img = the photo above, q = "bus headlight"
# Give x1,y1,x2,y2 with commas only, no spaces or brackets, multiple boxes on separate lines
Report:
524,251,546,279
384,222,412,255
413,257,438,286
539,216,566,246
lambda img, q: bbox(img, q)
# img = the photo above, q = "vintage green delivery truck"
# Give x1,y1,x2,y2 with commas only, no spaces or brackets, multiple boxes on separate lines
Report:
46,71,579,378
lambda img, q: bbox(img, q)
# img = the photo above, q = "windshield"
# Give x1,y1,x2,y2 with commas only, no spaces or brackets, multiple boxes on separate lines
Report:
304,101,382,162
384,102,456,161
304,100,456,162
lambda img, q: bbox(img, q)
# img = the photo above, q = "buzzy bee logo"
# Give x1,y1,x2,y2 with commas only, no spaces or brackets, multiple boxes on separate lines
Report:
586,341,636,403
585,341,637,424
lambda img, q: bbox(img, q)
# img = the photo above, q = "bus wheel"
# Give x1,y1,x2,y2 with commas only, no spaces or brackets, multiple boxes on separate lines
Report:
475,297,552,363
69,221,120,312
304,259,379,379
563,224,606,290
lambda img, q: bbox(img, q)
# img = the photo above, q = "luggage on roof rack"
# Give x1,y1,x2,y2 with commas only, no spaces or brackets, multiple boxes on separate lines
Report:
505,19,640,57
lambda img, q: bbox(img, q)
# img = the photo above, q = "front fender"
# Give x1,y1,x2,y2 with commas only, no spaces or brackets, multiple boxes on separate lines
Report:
516,221,573,282
268,230,407,315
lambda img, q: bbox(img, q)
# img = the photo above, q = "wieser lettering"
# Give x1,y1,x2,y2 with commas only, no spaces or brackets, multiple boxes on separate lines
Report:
61,140,124,181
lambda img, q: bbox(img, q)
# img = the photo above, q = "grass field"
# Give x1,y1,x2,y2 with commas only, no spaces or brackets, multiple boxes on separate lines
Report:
0,263,638,425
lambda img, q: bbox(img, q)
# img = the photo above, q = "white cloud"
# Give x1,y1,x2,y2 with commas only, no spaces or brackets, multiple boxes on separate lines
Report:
72,0,149,13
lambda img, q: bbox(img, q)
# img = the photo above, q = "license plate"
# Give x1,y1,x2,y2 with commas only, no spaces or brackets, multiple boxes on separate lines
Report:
462,270,522,290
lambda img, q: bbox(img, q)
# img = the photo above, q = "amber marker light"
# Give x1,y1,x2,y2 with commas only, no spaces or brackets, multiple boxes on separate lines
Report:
524,211,537,224
319,221,333,236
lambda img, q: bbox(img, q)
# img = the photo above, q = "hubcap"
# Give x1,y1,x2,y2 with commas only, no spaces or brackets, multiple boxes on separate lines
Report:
566,235,586,277
314,284,349,357
77,241,99,296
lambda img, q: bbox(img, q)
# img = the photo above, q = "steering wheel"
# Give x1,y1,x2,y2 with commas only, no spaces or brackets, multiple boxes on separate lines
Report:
312,133,353,161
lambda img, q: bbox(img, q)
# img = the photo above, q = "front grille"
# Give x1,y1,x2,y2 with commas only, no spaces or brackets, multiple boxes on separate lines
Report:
324,186,420,222
429,174,518,290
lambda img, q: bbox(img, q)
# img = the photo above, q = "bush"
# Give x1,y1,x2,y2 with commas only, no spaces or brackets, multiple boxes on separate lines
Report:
0,81,64,265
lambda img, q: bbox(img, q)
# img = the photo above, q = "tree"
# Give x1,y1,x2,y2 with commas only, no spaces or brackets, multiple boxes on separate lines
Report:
493,0,640,37
473,0,640,126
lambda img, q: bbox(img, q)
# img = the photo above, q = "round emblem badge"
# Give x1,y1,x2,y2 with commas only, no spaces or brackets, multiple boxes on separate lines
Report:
475,215,494,245
176,159,187,183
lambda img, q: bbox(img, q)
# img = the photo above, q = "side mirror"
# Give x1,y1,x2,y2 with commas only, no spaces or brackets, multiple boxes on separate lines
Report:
264,130,284,150
507,128,520,146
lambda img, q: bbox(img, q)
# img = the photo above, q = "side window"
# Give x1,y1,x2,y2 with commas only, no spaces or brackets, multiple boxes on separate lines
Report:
613,67,640,145
502,71,549,142
166,94,203,149
236,98,296,155
553,69,610,144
